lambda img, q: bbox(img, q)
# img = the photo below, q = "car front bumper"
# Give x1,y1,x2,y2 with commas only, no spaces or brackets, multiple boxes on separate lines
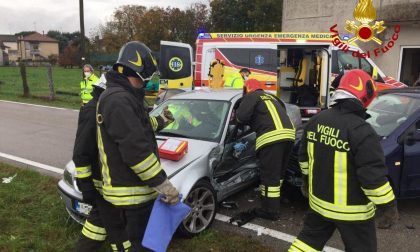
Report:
57,179,89,225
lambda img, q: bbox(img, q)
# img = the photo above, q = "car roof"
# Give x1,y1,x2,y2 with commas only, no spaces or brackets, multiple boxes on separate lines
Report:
379,87,420,98
170,88,243,101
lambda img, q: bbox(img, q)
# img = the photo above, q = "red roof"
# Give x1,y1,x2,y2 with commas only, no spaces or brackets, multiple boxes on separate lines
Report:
21,32,58,43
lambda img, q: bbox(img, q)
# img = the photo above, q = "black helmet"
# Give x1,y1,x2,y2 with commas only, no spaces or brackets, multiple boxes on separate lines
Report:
113,41,158,81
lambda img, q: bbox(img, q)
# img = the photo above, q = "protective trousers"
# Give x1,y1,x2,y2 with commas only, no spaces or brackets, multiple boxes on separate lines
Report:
121,204,154,252
257,141,293,212
75,197,130,252
289,211,377,252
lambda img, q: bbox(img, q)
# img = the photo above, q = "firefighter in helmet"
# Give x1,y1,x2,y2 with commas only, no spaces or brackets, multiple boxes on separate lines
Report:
289,69,398,252
96,41,179,251
234,79,295,221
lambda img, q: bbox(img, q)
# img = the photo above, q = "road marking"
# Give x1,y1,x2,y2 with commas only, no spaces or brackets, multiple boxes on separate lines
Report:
215,213,343,252
0,151,342,251
0,152,63,174
0,100,78,112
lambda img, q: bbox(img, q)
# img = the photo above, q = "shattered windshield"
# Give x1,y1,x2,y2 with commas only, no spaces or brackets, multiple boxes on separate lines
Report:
150,99,230,142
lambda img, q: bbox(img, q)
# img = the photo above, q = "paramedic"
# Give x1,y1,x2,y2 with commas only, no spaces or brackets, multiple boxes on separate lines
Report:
224,68,251,89
80,64,99,105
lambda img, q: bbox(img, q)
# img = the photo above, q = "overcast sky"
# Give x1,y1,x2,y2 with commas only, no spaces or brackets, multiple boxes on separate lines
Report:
0,0,207,36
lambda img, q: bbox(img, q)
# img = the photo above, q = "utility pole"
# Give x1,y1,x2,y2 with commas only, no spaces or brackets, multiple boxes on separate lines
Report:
79,0,85,65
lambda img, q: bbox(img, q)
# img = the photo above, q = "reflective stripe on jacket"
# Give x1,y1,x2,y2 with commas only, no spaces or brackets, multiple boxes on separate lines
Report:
236,90,295,151
299,99,395,221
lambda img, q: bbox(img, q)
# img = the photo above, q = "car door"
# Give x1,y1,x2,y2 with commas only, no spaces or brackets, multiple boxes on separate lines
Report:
211,124,257,178
400,118,420,197
159,41,193,90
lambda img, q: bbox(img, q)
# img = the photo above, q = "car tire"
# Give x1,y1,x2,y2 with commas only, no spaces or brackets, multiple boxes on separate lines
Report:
178,180,217,237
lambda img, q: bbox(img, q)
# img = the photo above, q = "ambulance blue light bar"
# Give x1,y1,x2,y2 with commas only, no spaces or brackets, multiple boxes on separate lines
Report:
198,33,212,39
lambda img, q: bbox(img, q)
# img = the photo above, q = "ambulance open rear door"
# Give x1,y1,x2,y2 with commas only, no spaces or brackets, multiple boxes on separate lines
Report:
159,41,193,90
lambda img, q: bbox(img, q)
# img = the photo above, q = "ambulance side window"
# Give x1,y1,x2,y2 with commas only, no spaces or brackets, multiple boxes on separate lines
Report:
360,58,373,76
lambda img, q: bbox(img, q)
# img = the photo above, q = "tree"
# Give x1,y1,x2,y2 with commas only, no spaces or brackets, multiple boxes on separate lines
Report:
15,31,36,37
59,45,80,68
209,0,283,32
249,0,283,32
210,0,256,32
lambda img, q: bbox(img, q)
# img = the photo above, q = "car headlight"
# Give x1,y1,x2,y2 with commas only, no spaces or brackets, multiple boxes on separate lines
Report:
63,169,73,186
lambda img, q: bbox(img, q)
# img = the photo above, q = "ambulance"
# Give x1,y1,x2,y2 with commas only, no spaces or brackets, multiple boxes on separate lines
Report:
194,32,406,121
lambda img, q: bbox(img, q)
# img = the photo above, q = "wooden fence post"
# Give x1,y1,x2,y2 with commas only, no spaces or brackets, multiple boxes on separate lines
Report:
47,63,55,100
19,61,30,97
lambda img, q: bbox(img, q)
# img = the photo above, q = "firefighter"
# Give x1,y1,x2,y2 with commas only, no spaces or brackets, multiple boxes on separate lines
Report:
235,79,295,221
289,69,399,252
96,41,179,252
74,73,172,252
80,64,99,105
224,68,251,89
74,79,130,252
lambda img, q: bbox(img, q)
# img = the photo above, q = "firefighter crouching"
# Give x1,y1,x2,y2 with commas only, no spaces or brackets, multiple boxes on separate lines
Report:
289,69,399,252
96,41,179,252
236,79,295,220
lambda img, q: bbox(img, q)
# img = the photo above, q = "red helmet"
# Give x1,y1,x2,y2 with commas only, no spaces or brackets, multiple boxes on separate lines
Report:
244,79,262,94
337,69,377,108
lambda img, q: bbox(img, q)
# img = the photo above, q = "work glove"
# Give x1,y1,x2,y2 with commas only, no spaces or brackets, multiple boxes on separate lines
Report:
376,200,399,229
233,142,247,158
160,106,175,126
300,175,309,198
153,179,180,205
81,189,101,206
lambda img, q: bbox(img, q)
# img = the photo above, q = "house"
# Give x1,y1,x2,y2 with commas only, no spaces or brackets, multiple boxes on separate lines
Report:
0,35,18,66
17,32,59,63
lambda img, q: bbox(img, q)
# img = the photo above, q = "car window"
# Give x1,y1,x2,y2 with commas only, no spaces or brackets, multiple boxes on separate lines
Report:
150,99,230,142
367,94,419,137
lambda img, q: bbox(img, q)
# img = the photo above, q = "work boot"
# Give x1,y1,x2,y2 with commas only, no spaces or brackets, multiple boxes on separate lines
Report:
253,208,280,221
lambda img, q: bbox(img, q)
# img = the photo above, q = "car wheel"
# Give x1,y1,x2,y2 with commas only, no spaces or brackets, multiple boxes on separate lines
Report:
178,180,217,237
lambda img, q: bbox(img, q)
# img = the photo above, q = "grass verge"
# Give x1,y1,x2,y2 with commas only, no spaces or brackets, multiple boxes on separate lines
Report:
0,163,273,252
0,66,157,109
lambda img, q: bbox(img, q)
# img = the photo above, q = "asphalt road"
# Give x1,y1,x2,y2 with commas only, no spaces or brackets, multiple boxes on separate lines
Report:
1,100,419,252
0,100,77,168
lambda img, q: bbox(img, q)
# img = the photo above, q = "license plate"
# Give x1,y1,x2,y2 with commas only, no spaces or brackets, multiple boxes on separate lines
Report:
75,201,92,215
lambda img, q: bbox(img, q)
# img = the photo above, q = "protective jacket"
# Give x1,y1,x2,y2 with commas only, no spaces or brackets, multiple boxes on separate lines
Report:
299,99,395,221
73,86,165,194
97,70,167,208
80,74,99,104
74,86,104,192
224,72,245,89
236,90,295,151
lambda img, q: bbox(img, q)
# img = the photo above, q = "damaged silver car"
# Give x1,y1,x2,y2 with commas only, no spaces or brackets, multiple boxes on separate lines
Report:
58,88,302,236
